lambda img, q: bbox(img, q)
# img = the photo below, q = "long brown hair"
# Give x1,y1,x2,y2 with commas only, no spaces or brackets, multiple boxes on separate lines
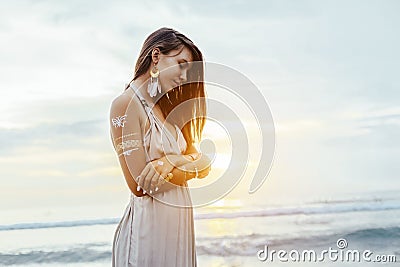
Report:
125,27,206,149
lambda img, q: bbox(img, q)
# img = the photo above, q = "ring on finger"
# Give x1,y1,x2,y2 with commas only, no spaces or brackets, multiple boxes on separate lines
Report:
165,172,173,182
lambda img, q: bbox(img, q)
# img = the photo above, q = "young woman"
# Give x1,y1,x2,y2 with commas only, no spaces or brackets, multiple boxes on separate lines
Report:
109,27,211,266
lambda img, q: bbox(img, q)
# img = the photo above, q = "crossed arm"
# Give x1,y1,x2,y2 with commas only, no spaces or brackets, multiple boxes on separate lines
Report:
109,95,211,197
136,148,211,194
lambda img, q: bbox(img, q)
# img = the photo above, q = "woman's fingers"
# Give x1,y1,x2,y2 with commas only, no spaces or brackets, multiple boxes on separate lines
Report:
137,160,176,194
154,173,166,191
154,169,169,192
148,162,166,193
143,167,155,191
148,170,160,194
197,165,211,179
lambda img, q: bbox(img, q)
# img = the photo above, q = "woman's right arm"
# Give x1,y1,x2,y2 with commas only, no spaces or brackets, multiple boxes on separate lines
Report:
109,95,148,197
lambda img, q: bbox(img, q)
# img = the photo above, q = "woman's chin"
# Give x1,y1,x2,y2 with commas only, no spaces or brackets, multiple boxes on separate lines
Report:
159,82,178,95
168,84,179,91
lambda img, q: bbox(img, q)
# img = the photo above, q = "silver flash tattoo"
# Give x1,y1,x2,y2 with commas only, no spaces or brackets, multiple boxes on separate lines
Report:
119,148,138,157
112,115,127,128
116,139,142,153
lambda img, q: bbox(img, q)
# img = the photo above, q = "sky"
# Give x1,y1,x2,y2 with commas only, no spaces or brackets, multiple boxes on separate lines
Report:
0,0,399,219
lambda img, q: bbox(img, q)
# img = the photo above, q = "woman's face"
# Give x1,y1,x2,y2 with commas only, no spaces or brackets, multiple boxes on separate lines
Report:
156,46,193,94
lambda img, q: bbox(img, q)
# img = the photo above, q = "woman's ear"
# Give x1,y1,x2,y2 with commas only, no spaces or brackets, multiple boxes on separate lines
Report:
151,48,160,64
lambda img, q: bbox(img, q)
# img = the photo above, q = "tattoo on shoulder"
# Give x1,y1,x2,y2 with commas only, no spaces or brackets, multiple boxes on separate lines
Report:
111,115,127,128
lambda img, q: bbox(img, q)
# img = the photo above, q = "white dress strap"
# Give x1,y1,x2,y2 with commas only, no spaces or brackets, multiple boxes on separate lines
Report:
129,84,183,153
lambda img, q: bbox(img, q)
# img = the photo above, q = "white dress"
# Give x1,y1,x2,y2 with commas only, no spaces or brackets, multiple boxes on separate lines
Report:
112,85,197,266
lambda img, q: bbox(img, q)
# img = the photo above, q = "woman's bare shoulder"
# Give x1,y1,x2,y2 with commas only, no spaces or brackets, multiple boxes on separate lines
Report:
110,89,142,115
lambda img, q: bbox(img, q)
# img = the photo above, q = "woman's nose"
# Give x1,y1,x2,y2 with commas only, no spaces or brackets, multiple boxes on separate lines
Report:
180,71,187,82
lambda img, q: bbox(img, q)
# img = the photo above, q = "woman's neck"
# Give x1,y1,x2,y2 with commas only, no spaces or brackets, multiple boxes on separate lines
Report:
131,76,156,106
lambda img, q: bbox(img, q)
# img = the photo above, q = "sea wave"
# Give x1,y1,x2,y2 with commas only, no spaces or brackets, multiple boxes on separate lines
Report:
1,198,399,231
0,227,399,265
0,243,110,266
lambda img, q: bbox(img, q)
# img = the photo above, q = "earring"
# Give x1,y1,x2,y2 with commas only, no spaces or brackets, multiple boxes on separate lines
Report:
147,63,162,97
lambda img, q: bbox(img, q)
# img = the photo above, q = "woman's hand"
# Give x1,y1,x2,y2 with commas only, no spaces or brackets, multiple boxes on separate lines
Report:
197,164,211,178
183,160,211,179
136,157,175,194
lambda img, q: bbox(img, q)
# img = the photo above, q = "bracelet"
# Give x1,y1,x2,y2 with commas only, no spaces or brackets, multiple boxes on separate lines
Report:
188,154,196,161
182,166,187,181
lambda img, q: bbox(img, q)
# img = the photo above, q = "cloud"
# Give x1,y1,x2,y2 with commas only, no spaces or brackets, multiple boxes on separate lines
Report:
1,0,400,211
323,106,400,147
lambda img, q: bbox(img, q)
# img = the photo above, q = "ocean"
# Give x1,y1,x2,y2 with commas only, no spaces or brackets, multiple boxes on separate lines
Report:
0,190,399,266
